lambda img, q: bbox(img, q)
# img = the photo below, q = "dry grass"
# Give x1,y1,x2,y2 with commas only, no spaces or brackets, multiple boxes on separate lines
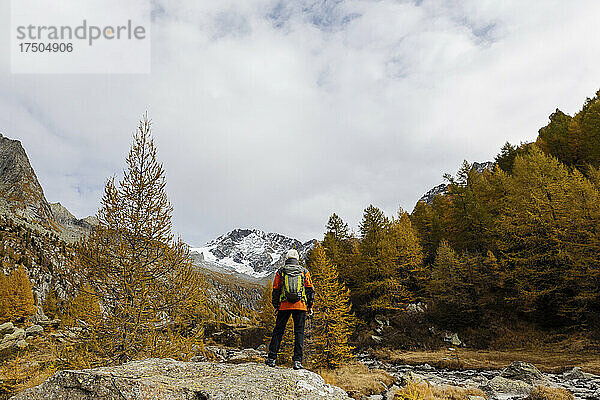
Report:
0,348,57,400
395,379,487,400
525,386,574,400
373,347,600,375
316,362,396,399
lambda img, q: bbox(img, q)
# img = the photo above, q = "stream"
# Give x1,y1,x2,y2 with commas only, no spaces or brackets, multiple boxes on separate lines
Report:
357,353,600,400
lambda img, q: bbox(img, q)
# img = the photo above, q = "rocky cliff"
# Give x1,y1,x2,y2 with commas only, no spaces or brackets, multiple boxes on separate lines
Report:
49,202,98,242
0,133,96,242
0,134,54,227
10,359,351,400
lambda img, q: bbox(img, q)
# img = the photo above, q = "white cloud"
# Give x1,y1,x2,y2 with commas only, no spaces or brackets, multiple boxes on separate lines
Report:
1,0,600,244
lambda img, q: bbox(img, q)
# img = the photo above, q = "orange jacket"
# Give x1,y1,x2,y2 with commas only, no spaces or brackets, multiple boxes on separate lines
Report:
272,268,314,311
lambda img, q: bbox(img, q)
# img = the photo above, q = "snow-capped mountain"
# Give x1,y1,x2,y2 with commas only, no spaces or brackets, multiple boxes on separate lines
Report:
190,229,315,279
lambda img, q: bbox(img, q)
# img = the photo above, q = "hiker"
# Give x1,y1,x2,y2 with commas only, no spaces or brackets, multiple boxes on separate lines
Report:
265,249,315,370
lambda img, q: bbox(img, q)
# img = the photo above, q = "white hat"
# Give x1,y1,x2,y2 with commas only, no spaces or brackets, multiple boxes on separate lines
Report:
285,249,300,261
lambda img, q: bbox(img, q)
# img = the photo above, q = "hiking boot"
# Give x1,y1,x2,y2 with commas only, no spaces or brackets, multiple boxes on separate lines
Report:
265,358,276,367
293,361,303,370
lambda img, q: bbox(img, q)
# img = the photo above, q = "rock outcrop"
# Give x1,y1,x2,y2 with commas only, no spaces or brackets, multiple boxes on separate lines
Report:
0,133,54,225
49,202,98,242
10,358,351,400
0,323,41,357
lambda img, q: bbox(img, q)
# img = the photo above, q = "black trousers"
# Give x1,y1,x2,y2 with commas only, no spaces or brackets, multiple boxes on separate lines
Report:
268,309,306,362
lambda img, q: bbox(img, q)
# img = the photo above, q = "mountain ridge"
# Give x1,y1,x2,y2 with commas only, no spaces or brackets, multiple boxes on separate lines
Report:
191,228,315,280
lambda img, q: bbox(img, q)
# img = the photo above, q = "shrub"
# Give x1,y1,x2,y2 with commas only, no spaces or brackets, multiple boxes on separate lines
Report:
396,379,487,400
526,386,574,400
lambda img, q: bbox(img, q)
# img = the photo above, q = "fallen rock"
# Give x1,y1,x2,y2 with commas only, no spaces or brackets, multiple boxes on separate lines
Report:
0,340,19,357
500,361,548,385
15,340,28,350
0,322,15,335
371,335,383,343
441,332,462,347
385,385,400,400
25,325,43,337
1,328,25,344
563,366,586,380
227,348,265,363
11,358,351,400
31,306,49,325
486,375,533,395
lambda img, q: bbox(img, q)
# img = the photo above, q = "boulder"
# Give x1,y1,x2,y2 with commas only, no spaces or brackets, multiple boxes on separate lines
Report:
15,340,28,350
25,325,43,337
1,328,25,344
384,385,400,400
0,322,15,335
563,366,586,380
10,359,351,400
500,361,548,385
31,306,49,325
442,332,462,347
0,340,19,357
371,335,383,343
486,376,533,395
228,348,265,363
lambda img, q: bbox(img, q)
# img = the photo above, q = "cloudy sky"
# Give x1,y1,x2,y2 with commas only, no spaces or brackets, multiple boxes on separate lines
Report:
1,0,600,245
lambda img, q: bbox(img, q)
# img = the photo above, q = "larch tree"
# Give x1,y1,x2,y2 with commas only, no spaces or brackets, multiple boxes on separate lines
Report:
77,114,206,362
0,273,9,321
310,243,355,368
7,265,36,322
495,147,600,326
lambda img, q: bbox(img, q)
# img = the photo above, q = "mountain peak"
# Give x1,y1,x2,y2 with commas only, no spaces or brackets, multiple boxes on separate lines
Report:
0,134,54,224
191,228,315,279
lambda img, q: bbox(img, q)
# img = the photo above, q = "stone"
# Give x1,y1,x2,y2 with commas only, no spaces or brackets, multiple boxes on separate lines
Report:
15,340,28,350
31,306,49,325
486,376,533,395
10,358,352,400
25,325,43,337
0,340,19,357
405,303,425,313
228,348,265,363
0,322,15,335
442,332,462,347
371,335,383,343
564,367,586,380
500,361,548,385
367,395,383,400
1,328,25,344
385,385,400,400
467,396,486,400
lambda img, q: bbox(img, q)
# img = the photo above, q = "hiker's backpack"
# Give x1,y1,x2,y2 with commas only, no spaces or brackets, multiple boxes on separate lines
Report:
279,266,307,303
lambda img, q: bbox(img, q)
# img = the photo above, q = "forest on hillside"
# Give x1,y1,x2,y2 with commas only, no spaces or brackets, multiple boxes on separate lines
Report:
309,91,600,346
